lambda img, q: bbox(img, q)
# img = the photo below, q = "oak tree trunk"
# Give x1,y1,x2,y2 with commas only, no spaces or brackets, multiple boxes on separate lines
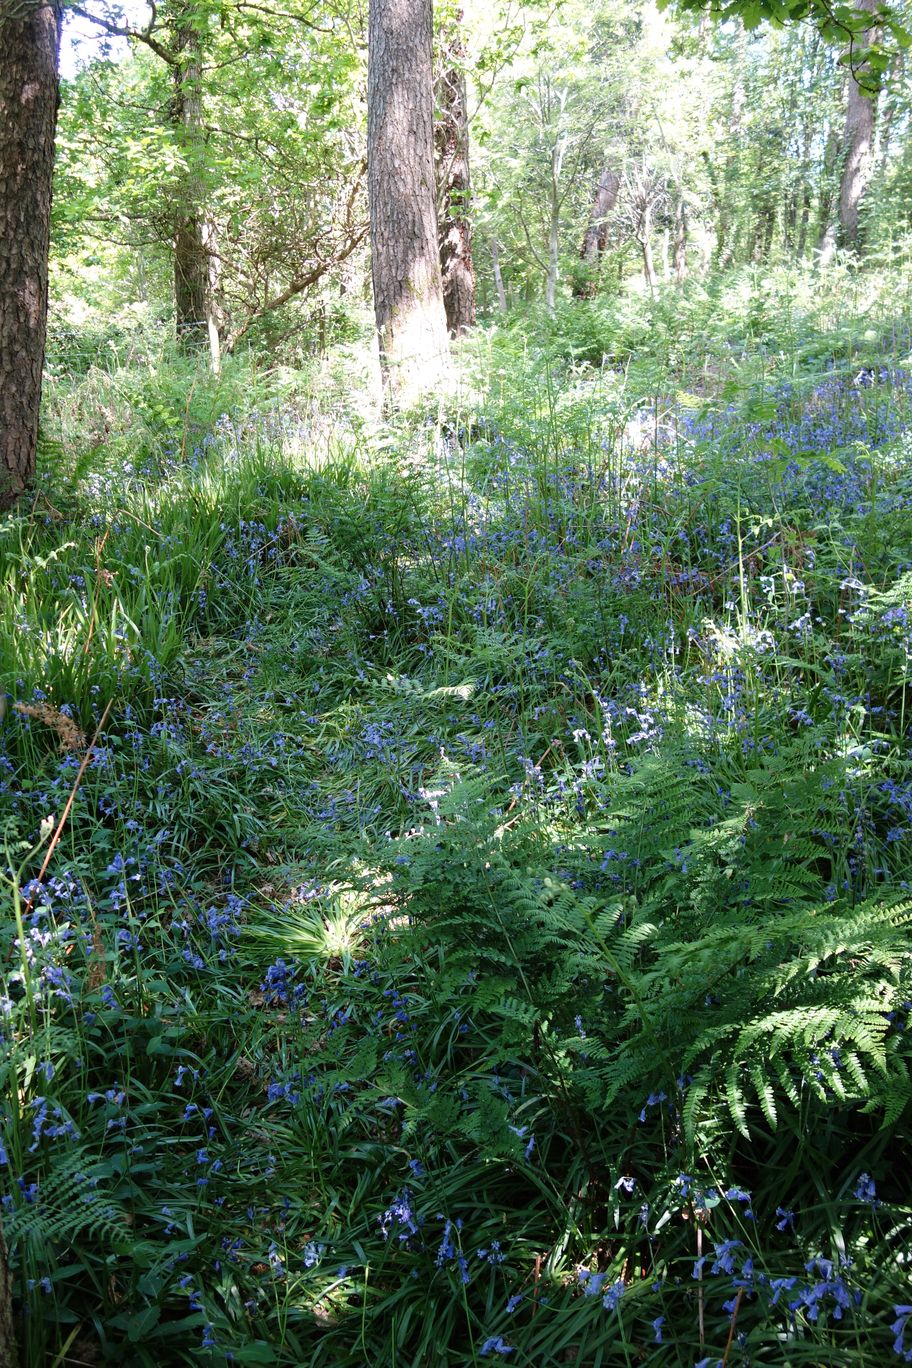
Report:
435,23,476,337
838,0,879,249
573,167,619,298
0,0,61,508
172,5,218,360
368,0,449,404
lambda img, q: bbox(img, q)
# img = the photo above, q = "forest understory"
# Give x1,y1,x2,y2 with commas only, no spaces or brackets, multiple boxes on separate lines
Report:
1,269,911,1365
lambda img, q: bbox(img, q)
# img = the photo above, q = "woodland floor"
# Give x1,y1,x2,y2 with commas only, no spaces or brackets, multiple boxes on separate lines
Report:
3,272,912,1365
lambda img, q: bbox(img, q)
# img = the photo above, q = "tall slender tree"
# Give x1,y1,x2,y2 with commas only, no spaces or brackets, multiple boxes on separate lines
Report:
435,17,476,336
368,0,449,403
838,0,879,247
171,0,221,363
0,0,62,507
70,0,224,363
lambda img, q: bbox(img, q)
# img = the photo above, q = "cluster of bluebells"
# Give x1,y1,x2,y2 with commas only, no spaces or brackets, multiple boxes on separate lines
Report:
0,341,910,1366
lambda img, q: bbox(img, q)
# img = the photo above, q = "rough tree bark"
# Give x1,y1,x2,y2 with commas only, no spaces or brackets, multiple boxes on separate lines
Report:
368,0,449,404
172,4,220,363
0,0,61,509
838,0,879,249
435,20,476,336
573,167,619,298
816,114,842,261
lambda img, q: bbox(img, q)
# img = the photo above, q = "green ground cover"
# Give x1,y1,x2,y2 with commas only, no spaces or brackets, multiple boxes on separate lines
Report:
3,271,912,1365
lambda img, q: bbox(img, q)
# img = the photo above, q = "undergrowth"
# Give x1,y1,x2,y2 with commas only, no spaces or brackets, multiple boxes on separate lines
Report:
2,271,912,1365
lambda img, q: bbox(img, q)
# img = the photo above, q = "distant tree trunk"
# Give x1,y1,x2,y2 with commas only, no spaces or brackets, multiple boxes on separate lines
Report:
203,216,224,372
673,191,688,282
796,180,812,256
0,0,61,508
172,6,217,359
490,239,508,314
640,205,657,291
816,115,842,260
661,227,671,280
838,0,879,249
545,134,566,316
546,192,560,314
368,0,449,404
642,237,657,291
573,167,619,298
435,21,475,337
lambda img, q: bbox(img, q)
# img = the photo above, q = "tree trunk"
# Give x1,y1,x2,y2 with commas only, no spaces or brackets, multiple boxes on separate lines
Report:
0,0,61,509
203,216,224,372
640,203,657,292
368,0,449,405
796,180,812,256
172,6,218,359
435,23,476,337
490,239,508,314
545,135,566,316
673,191,688,282
642,235,657,291
546,188,559,315
573,166,619,298
838,0,879,249
816,114,842,260
0,1218,15,1368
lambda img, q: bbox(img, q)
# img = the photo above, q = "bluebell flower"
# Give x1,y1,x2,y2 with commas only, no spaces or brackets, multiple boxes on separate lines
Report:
480,1337,513,1356
853,1172,879,1206
578,1268,606,1296
891,1305,912,1361
380,1190,419,1242
602,1279,624,1311
710,1240,742,1276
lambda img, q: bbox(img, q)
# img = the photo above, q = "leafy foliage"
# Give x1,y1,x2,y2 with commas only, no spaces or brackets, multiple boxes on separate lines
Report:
2,269,912,1365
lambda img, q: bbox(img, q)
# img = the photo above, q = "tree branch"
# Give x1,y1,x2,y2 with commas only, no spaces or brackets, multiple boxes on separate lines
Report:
224,225,366,352
69,2,177,64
